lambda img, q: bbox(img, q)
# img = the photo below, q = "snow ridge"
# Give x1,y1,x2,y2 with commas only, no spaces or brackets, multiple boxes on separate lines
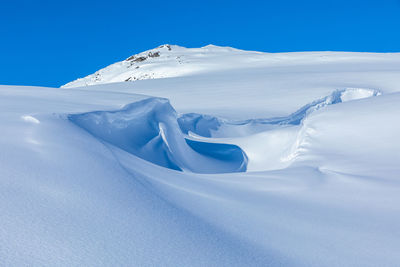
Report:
178,88,381,139
69,97,247,173
69,88,380,173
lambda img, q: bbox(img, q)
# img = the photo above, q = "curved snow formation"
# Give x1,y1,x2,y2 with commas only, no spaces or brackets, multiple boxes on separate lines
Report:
70,88,380,173
69,98,247,174
2,82,400,266
179,88,381,138
180,88,381,171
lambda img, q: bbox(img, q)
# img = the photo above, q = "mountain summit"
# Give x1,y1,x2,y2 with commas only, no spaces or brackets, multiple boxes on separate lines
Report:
62,44,246,88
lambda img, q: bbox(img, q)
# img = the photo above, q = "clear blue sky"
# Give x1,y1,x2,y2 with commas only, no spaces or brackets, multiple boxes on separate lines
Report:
1,0,400,87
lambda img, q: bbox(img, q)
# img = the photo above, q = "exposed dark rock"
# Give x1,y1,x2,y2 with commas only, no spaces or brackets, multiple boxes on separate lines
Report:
126,55,136,61
133,56,147,62
126,55,147,62
158,44,172,51
148,51,160,58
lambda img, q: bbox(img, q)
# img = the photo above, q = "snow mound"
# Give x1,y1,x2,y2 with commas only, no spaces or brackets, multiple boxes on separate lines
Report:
69,97,247,174
70,88,380,173
339,87,381,102
177,88,381,171
178,88,381,138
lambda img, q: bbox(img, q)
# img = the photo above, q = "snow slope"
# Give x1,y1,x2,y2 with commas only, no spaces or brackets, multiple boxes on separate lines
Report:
1,46,400,266
62,44,400,94
62,44,249,87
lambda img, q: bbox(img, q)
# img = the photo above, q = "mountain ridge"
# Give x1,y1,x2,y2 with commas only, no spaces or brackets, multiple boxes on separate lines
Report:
62,44,400,88
62,44,246,88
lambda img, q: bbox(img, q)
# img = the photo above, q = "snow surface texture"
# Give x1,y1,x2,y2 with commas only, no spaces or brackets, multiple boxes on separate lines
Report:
1,45,400,266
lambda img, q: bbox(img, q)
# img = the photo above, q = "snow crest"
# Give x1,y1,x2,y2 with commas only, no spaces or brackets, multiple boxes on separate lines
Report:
69,88,380,173
69,97,247,174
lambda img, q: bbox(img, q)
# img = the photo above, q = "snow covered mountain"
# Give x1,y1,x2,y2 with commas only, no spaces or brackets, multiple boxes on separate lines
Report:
62,44,400,89
63,44,248,87
2,45,400,266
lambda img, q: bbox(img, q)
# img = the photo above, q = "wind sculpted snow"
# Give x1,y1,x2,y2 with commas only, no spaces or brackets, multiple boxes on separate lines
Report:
2,46,400,266
69,88,381,173
66,89,400,266
69,97,247,173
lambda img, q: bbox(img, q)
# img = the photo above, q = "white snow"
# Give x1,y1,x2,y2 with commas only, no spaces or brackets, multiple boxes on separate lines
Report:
21,115,41,124
62,44,248,88
1,45,400,266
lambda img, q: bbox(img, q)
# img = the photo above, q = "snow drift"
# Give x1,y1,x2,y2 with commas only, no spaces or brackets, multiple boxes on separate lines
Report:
69,97,247,173
2,45,400,266
70,88,380,173
178,87,381,138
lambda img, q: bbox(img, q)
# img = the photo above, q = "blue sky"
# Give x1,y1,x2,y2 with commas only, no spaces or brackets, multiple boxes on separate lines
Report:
1,0,400,87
